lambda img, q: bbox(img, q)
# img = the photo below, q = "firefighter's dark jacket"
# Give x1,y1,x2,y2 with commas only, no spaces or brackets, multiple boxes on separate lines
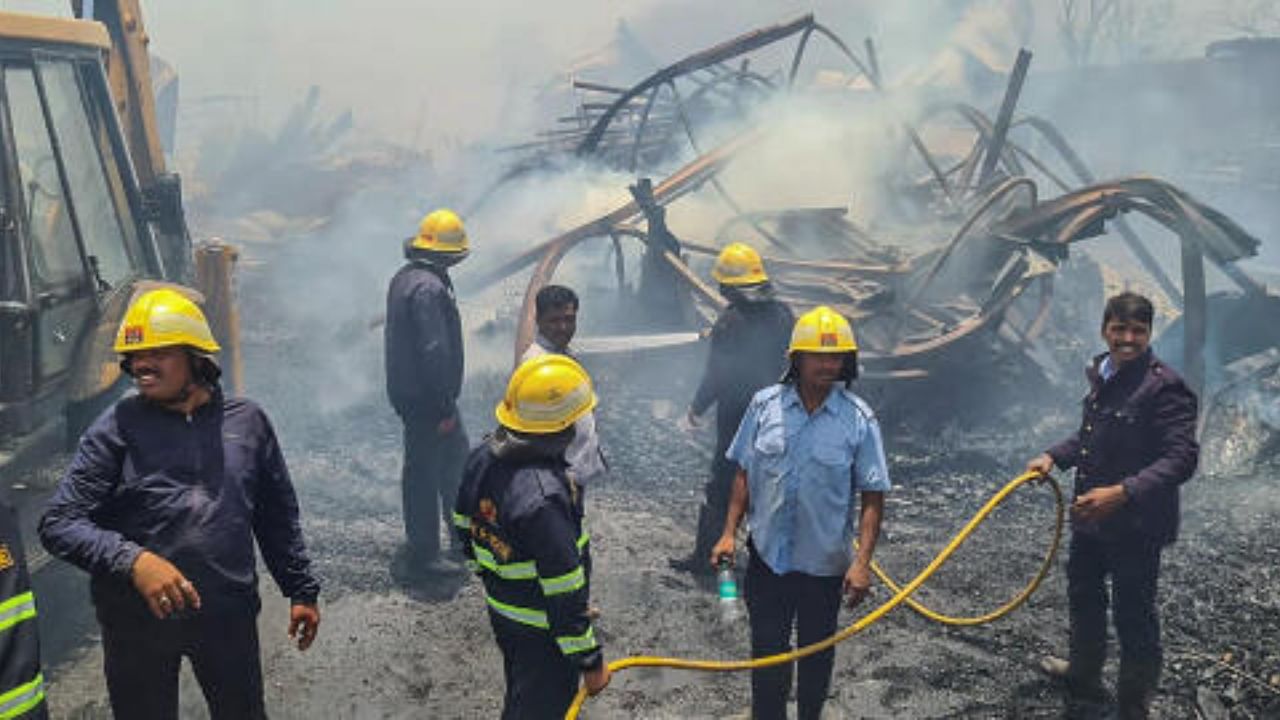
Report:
0,500,46,717
39,389,321,618
385,261,464,422
1047,350,1199,545
691,295,794,430
453,439,601,671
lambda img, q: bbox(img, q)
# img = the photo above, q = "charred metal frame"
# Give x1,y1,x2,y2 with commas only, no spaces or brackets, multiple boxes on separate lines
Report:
480,17,1265,395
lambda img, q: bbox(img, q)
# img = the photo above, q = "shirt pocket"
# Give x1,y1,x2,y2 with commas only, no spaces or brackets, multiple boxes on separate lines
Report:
811,436,852,469
753,417,787,479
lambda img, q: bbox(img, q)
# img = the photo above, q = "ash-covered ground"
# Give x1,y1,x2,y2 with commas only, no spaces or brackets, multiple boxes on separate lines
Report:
41,242,1280,719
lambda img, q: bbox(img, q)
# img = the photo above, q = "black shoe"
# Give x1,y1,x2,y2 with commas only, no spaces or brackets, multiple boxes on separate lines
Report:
1063,697,1113,720
420,557,466,576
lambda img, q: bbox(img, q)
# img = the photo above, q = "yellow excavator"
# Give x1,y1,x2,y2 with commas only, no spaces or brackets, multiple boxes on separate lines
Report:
0,2,238,484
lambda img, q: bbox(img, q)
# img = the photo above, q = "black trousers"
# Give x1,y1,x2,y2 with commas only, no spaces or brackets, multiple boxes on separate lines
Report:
1067,532,1163,711
745,543,843,720
401,416,468,562
691,411,743,564
99,610,265,720
692,454,737,565
491,617,579,720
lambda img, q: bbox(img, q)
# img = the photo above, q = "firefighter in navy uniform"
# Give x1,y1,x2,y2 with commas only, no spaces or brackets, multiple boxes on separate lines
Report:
453,354,610,718
386,208,471,575
39,289,320,720
672,243,793,576
0,500,47,718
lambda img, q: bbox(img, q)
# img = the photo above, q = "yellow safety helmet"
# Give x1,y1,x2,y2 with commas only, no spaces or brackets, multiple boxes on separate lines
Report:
788,305,857,355
410,208,469,254
711,242,768,286
113,288,221,355
495,354,597,434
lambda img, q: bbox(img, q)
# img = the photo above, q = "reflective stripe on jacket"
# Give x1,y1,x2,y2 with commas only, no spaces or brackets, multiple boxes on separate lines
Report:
0,501,46,719
453,444,601,670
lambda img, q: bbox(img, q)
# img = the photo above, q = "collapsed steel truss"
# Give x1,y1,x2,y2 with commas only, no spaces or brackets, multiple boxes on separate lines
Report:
476,15,1265,393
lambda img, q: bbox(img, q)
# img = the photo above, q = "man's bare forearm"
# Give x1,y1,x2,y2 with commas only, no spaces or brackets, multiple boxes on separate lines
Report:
854,491,884,566
721,469,749,537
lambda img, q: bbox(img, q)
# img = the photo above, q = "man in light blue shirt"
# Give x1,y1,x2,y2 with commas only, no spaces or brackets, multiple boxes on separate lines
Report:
712,306,889,720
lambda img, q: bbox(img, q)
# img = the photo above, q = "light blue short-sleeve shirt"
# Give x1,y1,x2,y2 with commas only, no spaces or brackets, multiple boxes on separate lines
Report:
727,383,891,577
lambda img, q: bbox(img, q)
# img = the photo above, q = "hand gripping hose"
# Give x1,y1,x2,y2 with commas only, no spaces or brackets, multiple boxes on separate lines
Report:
566,471,1065,718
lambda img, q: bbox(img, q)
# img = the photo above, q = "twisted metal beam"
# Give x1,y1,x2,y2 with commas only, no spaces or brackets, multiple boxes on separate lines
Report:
576,14,815,155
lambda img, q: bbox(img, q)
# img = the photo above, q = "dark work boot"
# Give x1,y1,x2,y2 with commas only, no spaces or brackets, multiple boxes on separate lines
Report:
1042,656,1107,699
1116,662,1159,720
1042,654,1110,719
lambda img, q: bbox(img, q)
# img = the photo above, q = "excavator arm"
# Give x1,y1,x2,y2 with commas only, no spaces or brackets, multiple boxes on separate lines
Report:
73,0,164,182
70,1,241,393
73,0,190,279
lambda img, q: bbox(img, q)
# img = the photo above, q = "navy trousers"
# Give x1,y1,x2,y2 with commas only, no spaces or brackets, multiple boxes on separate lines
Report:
1067,532,1163,713
491,618,579,720
401,416,468,562
99,610,266,720
745,542,843,720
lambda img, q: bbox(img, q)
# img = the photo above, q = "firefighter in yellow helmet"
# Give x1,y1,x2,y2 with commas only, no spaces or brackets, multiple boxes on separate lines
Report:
711,306,890,720
453,354,610,717
386,208,472,577
40,288,321,719
671,242,793,576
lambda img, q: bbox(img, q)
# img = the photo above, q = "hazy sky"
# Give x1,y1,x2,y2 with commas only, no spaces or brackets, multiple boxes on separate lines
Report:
2,1,1260,149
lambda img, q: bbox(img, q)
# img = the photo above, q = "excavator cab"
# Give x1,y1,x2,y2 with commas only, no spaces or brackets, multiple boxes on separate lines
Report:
0,12,187,475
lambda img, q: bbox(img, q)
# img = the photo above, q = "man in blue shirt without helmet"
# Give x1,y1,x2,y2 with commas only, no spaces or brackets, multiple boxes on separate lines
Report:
712,305,890,720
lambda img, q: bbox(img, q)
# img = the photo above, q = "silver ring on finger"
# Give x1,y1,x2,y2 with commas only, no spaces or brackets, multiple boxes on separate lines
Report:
158,596,172,606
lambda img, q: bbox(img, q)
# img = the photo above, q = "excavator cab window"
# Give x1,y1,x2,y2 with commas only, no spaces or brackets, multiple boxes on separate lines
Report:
0,10,186,461
38,57,141,293
2,55,146,390
5,65,83,288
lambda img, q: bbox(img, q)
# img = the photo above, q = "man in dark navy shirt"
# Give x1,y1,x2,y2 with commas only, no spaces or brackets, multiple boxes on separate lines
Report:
1027,291,1199,720
40,288,320,720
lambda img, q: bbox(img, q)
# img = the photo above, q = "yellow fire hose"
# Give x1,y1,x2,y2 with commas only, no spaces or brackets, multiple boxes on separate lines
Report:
566,471,1065,718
